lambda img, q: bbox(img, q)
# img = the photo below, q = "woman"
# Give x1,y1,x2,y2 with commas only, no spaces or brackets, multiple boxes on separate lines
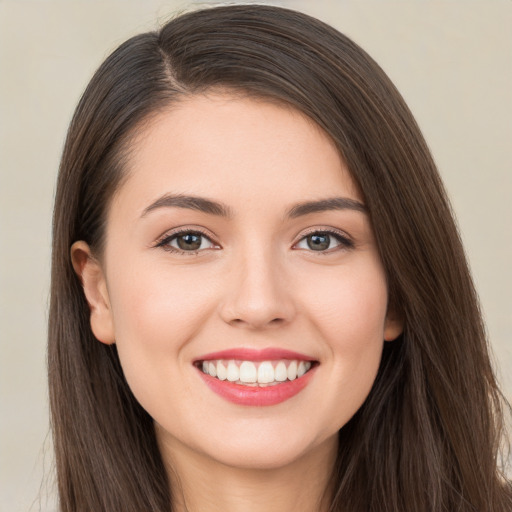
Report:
48,4,512,511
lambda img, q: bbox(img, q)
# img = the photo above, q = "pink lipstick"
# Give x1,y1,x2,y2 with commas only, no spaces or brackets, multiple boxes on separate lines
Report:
194,348,317,406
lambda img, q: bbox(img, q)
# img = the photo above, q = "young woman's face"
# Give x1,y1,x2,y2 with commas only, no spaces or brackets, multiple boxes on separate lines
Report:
76,93,402,471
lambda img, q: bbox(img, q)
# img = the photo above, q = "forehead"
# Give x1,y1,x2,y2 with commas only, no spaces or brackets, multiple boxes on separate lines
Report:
112,92,361,219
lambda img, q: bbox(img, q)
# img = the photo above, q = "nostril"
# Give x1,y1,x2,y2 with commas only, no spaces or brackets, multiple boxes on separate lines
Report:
229,317,286,328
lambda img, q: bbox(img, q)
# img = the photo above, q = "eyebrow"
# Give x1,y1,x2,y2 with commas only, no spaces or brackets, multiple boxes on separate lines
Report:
141,194,367,219
141,194,233,218
286,197,367,218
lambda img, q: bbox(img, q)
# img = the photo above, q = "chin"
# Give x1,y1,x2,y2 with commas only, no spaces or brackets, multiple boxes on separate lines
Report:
215,445,307,471
194,423,338,472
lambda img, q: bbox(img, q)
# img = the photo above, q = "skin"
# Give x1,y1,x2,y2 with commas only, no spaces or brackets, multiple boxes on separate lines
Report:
72,93,402,512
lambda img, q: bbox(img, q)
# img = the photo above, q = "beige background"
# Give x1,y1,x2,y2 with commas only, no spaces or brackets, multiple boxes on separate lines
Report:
0,1,510,510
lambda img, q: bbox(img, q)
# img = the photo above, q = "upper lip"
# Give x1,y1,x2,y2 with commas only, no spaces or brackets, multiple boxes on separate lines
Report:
194,347,316,363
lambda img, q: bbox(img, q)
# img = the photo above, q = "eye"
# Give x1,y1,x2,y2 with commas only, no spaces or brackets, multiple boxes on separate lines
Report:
294,230,353,252
156,229,218,254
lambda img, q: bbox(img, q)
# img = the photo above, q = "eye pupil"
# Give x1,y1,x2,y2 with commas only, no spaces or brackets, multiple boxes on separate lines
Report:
177,233,202,250
307,234,330,251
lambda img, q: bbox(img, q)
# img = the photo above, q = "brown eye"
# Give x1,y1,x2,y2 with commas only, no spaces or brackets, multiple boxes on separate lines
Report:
176,233,203,251
158,230,217,253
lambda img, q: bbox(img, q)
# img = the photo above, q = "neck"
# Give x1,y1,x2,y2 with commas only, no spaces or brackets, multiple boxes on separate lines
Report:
157,427,337,512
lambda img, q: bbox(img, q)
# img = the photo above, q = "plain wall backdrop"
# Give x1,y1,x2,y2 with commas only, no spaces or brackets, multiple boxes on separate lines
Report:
0,1,510,510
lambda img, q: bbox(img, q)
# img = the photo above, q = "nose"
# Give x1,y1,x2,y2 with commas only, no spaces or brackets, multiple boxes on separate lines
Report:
218,247,296,330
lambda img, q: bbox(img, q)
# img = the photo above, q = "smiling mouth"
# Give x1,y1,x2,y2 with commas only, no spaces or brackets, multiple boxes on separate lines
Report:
196,359,315,387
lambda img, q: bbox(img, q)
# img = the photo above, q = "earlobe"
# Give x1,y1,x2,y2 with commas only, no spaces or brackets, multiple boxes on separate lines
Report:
383,309,404,342
71,241,116,345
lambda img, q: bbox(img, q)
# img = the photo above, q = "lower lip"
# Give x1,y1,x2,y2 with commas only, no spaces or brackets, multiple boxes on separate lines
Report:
197,366,317,406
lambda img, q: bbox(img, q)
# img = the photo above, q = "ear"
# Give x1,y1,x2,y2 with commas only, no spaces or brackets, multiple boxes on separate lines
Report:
71,241,115,345
383,307,403,342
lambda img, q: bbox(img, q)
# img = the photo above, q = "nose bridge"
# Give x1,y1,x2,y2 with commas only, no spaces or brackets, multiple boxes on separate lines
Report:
219,236,295,329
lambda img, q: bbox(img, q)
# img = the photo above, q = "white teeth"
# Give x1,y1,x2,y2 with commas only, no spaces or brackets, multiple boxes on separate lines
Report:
275,361,288,382
239,361,257,383
287,360,297,380
226,361,240,382
201,358,314,384
216,361,227,380
257,361,275,383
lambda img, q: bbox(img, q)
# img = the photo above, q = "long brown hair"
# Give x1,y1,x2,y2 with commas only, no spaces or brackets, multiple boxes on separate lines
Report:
49,5,512,511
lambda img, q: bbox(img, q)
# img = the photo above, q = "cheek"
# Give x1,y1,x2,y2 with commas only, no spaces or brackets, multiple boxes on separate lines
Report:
304,259,389,347
109,259,217,344
299,261,388,414
105,259,218,404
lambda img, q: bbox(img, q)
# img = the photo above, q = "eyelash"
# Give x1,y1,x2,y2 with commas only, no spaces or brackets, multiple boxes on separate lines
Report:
155,228,217,255
296,229,354,254
155,228,354,255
